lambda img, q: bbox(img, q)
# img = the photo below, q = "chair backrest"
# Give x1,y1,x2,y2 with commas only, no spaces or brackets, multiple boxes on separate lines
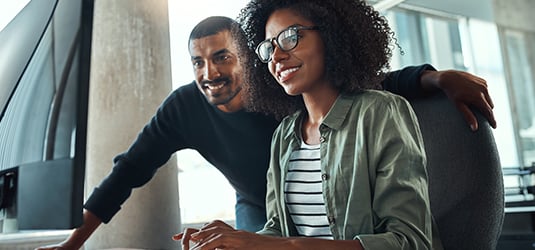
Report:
409,92,505,250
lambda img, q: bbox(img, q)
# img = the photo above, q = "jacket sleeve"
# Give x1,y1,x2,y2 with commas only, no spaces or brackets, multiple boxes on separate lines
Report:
257,125,285,236
357,95,433,249
382,64,437,99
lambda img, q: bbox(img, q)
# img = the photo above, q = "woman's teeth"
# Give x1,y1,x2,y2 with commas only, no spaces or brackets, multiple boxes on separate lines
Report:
280,67,299,79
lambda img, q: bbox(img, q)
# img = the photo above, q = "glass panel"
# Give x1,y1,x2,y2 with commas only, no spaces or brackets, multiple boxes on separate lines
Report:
386,9,465,71
504,30,535,167
385,10,428,68
0,1,31,32
501,29,535,205
467,20,518,168
176,149,235,224
0,25,55,169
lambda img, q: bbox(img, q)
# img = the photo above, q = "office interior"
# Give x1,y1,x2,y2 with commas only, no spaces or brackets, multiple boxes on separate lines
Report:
0,0,534,249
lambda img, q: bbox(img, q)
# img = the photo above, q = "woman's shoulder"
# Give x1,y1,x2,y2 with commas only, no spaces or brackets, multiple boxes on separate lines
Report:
347,90,413,114
354,89,411,105
356,89,406,100
279,110,301,127
272,110,303,139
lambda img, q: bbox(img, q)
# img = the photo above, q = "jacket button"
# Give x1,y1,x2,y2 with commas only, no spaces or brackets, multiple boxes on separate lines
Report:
321,173,329,181
328,216,336,224
319,136,326,143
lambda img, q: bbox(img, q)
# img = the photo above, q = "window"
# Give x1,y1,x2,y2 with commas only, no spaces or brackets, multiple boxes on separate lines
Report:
502,29,535,166
500,28,535,204
384,6,534,207
0,1,30,32
387,9,465,70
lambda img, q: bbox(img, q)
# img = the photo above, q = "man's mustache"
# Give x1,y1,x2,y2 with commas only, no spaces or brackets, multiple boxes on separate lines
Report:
201,77,231,86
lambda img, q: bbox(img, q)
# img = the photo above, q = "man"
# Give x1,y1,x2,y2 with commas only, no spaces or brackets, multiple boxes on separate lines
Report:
38,16,495,250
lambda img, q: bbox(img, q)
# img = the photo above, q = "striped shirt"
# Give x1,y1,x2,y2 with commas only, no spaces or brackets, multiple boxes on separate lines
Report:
284,141,333,239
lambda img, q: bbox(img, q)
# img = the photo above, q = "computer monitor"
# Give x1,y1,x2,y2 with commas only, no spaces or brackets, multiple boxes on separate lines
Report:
0,0,94,231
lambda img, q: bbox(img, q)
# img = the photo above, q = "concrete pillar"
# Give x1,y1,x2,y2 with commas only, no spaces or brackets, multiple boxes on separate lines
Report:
85,0,180,249
493,0,535,32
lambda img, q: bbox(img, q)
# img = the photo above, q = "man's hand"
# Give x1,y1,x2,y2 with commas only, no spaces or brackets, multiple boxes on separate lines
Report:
35,242,73,250
421,70,497,131
35,210,102,250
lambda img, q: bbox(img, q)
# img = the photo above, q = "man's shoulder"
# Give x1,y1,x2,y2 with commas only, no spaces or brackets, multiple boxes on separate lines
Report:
165,81,202,103
155,81,205,115
172,81,198,95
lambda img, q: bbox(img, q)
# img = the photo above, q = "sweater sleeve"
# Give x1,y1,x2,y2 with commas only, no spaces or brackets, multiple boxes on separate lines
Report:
84,89,186,223
382,64,437,99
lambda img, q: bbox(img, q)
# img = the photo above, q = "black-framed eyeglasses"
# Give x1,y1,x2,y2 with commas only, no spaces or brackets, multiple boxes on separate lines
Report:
255,25,319,63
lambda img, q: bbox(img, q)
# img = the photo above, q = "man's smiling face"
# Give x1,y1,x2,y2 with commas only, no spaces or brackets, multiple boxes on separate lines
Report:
189,30,244,112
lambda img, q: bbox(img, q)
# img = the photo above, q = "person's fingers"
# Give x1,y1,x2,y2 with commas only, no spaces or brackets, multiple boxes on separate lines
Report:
191,224,232,242
471,73,488,87
182,239,191,250
483,89,495,109
456,103,478,131
175,228,200,250
191,227,214,241
172,233,183,241
472,76,496,127
472,93,497,129
201,220,232,230
482,107,497,129
191,232,227,250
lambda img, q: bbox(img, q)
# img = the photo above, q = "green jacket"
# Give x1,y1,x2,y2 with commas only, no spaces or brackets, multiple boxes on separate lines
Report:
258,90,442,249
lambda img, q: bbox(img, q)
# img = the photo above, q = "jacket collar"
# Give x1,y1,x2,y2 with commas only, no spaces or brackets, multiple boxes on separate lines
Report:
282,94,354,140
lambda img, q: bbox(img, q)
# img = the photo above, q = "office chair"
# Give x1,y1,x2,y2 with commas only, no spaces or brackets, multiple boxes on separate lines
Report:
409,92,505,250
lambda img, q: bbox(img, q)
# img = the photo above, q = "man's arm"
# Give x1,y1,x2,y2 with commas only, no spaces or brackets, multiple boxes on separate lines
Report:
383,64,497,131
35,210,102,250
35,87,190,250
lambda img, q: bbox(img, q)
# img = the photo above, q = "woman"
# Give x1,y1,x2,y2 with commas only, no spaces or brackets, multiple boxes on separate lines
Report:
174,0,442,249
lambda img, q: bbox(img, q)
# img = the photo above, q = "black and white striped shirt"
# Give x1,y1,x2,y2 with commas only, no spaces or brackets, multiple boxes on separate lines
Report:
284,141,333,239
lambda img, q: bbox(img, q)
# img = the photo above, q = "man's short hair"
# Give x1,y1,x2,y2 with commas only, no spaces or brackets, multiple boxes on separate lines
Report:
189,16,237,42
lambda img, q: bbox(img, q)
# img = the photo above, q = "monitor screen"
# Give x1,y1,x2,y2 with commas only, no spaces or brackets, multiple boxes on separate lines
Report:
0,0,93,231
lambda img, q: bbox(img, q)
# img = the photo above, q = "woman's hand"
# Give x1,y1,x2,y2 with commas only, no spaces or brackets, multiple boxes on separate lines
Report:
172,220,237,250
173,226,200,250
173,220,281,250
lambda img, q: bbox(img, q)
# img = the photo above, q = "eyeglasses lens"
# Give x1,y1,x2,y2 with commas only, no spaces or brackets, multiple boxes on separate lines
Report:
279,29,298,51
257,42,273,63
256,28,301,63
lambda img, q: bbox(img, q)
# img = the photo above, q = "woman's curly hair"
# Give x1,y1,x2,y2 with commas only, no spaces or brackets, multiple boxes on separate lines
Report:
233,0,394,120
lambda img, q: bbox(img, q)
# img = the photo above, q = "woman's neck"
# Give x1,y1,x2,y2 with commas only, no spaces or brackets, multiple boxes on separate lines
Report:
302,86,339,125
300,85,339,145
